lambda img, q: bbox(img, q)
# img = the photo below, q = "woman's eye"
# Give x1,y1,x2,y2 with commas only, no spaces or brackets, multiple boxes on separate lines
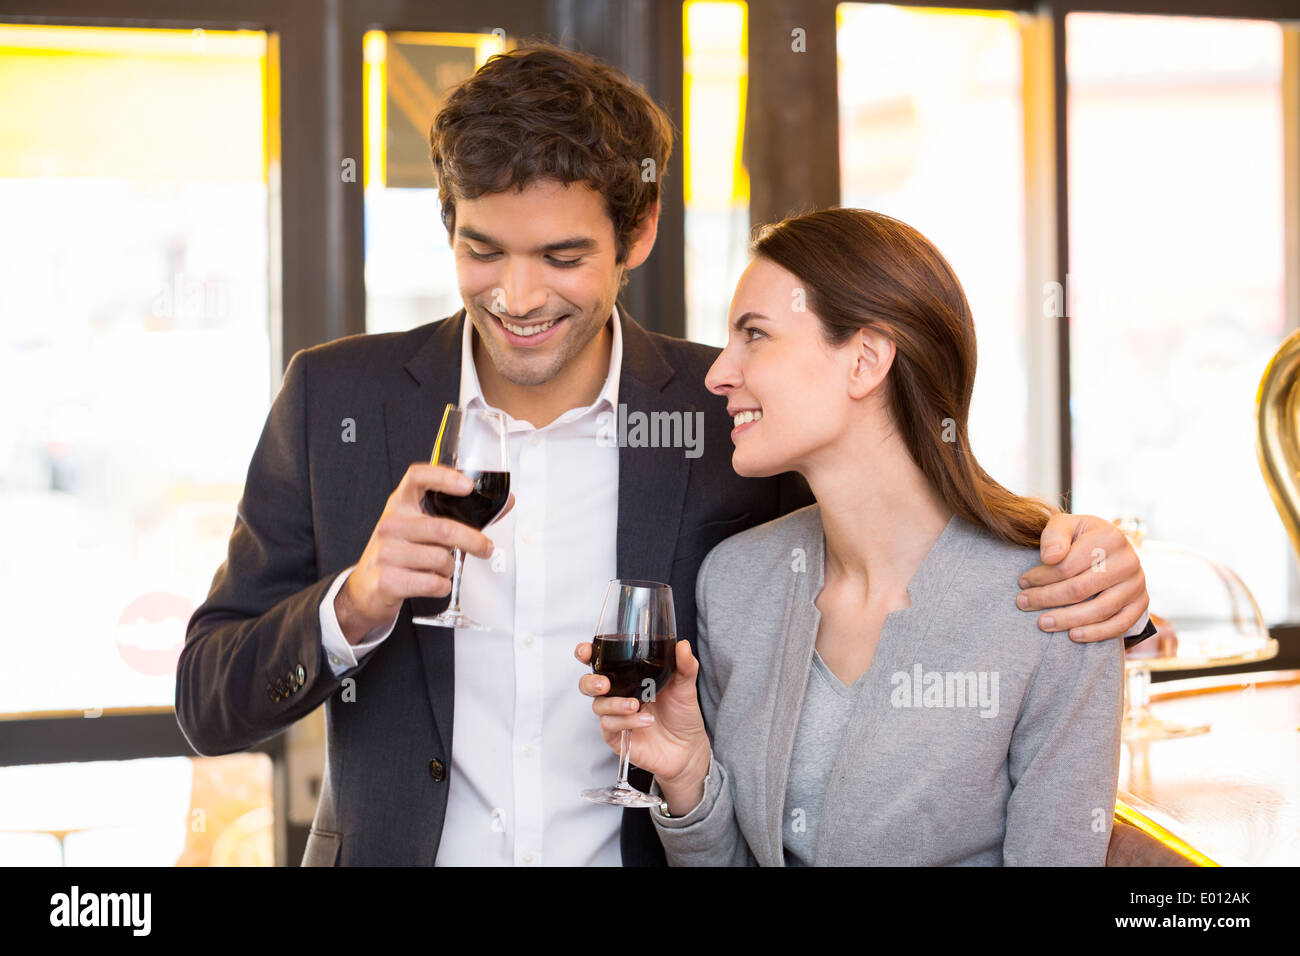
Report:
744,326,766,341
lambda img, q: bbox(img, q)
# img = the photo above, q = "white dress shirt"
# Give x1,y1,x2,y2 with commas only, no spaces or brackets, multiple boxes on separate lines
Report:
319,310,624,866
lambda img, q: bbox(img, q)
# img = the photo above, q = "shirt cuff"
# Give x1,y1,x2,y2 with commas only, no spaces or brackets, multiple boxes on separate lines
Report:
1122,613,1157,651
319,566,399,677
1123,610,1151,639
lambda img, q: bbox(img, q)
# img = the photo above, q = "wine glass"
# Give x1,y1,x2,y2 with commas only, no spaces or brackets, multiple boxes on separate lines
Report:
581,579,677,807
412,403,511,631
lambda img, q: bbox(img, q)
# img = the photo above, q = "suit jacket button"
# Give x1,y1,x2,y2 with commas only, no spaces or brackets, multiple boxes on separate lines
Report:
296,664,306,683
266,683,279,702
429,759,446,782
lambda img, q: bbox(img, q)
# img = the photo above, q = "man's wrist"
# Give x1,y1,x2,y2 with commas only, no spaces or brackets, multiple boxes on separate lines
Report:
334,579,387,646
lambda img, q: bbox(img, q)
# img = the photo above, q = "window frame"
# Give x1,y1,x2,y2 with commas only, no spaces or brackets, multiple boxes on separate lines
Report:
1,0,1295,864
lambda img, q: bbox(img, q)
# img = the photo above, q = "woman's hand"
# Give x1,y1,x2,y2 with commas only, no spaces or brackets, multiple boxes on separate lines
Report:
575,639,712,812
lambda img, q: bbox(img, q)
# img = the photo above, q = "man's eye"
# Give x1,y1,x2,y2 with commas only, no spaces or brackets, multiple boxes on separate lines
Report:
466,248,500,261
546,256,583,268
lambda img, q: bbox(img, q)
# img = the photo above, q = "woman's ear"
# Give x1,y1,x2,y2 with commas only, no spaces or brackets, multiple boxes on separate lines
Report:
847,327,895,400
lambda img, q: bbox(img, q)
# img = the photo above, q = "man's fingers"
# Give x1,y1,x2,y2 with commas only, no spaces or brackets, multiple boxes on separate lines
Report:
1020,525,1125,586
383,512,494,560
1039,512,1084,564
1066,597,1149,643
1027,577,1141,633
574,641,592,664
374,537,456,578
384,568,452,601
1018,531,1137,609
400,462,474,504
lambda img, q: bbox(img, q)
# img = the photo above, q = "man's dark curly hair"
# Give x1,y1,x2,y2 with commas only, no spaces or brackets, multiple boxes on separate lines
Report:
429,41,675,266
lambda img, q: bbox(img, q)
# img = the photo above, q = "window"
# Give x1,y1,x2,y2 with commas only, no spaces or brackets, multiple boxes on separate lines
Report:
683,1,750,346
0,25,275,715
837,4,1032,495
1066,13,1291,622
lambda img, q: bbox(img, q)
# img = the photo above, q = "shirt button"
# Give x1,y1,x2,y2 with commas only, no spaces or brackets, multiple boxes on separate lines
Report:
522,852,535,865
521,745,533,758
521,633,535,647
522,532,533,545
529,434,540,447
328,654,342,666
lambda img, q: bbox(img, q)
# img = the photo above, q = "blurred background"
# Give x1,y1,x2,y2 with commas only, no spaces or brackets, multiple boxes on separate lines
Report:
0,0,1296,865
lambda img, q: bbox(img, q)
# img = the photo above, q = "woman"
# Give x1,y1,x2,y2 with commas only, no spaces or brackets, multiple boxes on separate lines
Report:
576,208,1126,865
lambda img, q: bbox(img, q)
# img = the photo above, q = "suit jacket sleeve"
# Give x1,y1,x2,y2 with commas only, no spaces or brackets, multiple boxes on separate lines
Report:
650,547,757,866
175,349,368,756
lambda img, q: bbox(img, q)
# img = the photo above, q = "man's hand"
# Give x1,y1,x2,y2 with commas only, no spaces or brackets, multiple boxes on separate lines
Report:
1017,513,1148,643
334,463,514,644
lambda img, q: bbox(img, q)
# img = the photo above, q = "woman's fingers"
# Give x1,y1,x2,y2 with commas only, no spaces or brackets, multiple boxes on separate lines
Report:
673,639,698,680
590,694,641,716
600,712,656,733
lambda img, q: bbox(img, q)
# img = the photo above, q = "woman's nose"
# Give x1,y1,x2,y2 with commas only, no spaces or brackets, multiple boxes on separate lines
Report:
705,349,740,396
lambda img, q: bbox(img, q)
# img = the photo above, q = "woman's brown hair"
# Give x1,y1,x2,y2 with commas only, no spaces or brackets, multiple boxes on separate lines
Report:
429,41,674,269
752,208,1056,548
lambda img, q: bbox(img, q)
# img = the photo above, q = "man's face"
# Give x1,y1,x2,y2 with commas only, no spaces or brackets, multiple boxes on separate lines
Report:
452,179,637,388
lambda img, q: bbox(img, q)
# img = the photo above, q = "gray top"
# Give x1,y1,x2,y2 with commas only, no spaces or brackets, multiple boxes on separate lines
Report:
652,504,1124,866
783,651,865,866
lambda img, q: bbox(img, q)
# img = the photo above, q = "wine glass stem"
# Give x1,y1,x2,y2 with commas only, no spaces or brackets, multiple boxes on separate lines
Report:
615,730,633,790
446,548,466,614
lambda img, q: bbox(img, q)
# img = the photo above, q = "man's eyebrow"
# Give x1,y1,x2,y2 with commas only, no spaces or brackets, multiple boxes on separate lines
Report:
456,227,598,254
732,311,770,332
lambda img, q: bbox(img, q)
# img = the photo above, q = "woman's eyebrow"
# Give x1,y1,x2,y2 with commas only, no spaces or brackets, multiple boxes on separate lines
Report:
732,311,770,332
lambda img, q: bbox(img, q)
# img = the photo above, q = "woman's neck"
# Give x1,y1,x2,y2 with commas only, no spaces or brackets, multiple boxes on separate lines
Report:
803,429,954,605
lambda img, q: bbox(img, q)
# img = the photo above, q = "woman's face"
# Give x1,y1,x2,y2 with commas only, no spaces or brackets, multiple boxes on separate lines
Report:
705,257,858,478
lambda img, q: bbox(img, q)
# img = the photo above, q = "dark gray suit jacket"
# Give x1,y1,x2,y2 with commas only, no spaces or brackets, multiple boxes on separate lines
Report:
176,308,811,866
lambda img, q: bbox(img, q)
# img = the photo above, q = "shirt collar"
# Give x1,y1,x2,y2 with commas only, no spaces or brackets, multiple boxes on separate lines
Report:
459,305,623,421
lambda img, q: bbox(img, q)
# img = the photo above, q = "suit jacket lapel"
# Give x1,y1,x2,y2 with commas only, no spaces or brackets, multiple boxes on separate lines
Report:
384,310,464,760
615,310,693,591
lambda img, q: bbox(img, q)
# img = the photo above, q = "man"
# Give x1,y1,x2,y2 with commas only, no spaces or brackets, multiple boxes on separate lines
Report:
176,42,1152,866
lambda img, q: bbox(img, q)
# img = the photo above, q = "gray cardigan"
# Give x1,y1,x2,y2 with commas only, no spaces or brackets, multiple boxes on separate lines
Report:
653,504,1125,866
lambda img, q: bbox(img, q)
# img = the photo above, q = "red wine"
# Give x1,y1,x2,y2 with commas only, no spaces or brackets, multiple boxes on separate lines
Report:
423,470,511,530
591,633,676,700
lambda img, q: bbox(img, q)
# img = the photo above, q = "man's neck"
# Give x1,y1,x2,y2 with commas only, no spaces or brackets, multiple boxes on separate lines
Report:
473,319,614,429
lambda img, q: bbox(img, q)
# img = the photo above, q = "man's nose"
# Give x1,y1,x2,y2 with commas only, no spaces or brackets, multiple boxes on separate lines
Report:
497,259,548,317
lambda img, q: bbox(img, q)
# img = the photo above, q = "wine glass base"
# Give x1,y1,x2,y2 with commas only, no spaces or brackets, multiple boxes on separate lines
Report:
412,612,489,632
580,786,662,809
